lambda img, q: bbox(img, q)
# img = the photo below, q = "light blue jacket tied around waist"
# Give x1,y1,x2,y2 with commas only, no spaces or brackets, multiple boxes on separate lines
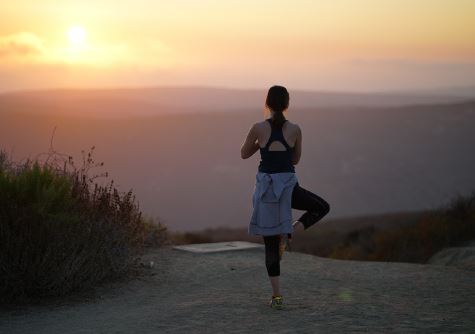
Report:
248,172,298,236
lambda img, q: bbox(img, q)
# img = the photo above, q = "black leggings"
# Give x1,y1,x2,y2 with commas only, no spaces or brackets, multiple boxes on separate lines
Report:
263,182,330,277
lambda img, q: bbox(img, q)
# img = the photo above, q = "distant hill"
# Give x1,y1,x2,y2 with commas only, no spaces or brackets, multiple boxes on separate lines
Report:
407,85,475,98
1,86,473,117
1,87,475,232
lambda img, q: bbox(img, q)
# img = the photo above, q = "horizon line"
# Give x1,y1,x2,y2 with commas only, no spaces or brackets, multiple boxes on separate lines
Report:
1,83,475,97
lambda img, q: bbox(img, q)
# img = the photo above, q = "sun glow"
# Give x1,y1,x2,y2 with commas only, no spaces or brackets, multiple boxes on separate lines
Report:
67,26,86,47
63,25,92,63
1,1,474,91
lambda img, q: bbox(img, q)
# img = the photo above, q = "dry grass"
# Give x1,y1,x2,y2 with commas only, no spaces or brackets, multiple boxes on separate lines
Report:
329,193,475,263
0,145,168,304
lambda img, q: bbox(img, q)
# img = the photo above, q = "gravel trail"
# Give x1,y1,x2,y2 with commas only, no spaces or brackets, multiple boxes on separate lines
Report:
1,246,474,333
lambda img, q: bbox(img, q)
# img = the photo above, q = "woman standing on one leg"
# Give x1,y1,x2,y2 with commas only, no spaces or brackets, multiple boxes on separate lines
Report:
241,85,330,310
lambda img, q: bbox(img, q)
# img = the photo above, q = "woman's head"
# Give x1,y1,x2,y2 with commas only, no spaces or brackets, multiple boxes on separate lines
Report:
265,85,289,127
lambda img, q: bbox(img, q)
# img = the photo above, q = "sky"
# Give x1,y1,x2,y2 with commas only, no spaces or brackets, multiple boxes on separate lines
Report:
1,0,474,92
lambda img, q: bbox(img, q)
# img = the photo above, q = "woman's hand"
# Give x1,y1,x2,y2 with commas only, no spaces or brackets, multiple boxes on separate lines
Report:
241,123,260,159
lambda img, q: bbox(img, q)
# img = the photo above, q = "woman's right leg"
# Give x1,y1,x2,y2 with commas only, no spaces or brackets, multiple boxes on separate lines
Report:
291,183,330,230
263,235,281,297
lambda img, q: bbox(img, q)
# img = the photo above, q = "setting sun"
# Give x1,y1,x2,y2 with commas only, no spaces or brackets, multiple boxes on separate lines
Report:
67,26,86,46
0,0,474,91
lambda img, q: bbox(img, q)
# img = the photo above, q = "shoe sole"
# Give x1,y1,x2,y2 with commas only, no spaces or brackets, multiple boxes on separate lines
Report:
269,302,283,310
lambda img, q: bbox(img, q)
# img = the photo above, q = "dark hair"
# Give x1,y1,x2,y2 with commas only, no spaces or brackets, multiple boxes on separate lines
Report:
265,85,289,128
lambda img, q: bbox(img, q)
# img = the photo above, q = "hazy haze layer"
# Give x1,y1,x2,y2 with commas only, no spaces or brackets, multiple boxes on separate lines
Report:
1,87,475,231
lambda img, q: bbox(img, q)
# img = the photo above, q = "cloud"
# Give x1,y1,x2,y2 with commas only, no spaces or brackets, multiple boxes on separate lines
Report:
0,32,45,58
0,31,175,70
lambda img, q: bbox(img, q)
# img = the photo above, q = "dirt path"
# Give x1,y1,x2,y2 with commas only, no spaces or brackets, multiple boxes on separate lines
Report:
1,246,474,333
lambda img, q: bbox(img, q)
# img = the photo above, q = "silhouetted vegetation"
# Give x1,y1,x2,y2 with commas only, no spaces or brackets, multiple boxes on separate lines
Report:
0,145,168,303
330,192,475,263
172,193,475,265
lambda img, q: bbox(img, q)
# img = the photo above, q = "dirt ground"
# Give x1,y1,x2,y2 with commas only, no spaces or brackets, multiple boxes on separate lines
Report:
1,246,474,333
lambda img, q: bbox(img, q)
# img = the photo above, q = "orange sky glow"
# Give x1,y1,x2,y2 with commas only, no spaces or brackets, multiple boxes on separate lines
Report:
1,0,474,92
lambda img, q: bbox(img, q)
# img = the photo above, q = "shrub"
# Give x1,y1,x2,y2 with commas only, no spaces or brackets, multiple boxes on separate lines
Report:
330,226,378,261
0,147,165,303
142,216,170,248
329,191,475,263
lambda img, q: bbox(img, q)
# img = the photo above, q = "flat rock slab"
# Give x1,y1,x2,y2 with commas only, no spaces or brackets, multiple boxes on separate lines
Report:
2,246,474,333
173,241,263,253
428,246,475,270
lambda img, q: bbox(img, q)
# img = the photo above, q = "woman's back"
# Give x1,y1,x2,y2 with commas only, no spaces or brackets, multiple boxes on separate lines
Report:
255,118,299,150
256,118,300,174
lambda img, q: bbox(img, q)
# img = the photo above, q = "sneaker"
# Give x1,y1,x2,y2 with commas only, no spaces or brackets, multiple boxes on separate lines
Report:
269,295,283,310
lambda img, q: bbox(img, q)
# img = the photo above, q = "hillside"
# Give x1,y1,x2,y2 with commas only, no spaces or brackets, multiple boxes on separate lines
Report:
1,88,475,232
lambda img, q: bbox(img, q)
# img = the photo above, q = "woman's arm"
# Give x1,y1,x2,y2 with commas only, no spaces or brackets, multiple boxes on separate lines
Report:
292,126,302,165
241,123,260,159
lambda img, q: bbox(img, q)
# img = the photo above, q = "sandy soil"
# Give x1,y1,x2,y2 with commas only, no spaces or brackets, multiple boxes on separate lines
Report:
1,246,474,333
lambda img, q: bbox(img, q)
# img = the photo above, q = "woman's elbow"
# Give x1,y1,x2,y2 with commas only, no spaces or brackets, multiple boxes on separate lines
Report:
241,149,249,159
292,155,301,165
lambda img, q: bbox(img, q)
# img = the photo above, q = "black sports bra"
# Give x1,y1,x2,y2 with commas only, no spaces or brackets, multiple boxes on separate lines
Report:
258,119,295,174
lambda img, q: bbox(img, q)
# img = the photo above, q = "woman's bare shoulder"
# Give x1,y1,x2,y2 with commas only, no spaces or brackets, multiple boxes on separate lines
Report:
253,120,270,130
255,119,269,126
285,120,301,133
247,120,265,130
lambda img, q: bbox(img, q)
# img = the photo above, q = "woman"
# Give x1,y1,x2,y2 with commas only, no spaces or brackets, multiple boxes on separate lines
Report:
240,85,330,310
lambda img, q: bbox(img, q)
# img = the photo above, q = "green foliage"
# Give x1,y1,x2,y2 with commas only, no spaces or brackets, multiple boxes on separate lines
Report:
0,147,167,303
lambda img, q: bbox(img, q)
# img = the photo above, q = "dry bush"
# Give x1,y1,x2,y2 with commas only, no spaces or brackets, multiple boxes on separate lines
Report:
0,143,167,303
142,216,170,248
329,192,475,263
329,226,377,261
